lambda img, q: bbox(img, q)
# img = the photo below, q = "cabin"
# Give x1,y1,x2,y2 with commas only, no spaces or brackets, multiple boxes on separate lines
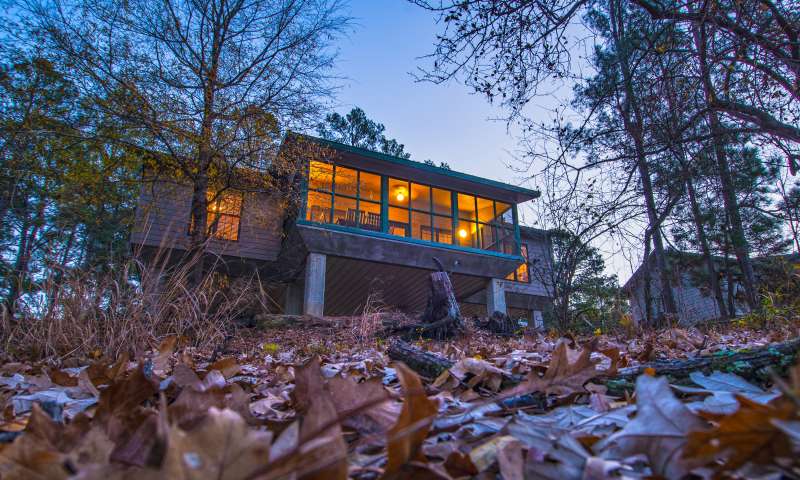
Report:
131,134,554,326
623,250,755,325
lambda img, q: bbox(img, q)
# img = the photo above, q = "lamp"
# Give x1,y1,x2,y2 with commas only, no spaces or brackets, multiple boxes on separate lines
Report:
395,192,405,202
458,228,468,239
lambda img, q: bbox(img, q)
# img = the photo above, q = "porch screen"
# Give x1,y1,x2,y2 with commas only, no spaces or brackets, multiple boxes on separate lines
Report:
305,160,519,254
306,161,382,231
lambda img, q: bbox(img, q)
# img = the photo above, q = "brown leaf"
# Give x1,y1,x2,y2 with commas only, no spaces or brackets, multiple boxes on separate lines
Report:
207,357,241,379
496,439,524,480
598,375,706,478
153,335,177,376
509,340,599,398
293,357,348,480
685,395,794,471
159,407,272,480
385,362,438,476
328,375,397,437
48,368,78,387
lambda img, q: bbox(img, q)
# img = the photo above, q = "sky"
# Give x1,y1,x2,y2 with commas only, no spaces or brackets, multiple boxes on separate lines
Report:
328,1,537,192
326,1,638,281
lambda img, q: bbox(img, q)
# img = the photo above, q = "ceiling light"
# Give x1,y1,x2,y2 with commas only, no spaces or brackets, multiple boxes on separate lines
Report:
458,228,468,239
396,192,405,202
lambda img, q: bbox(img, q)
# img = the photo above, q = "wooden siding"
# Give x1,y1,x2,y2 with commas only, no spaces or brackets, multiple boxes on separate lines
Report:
130,179,286,262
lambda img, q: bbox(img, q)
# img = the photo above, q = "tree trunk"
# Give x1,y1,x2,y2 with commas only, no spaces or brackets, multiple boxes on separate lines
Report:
684,173,729,320
610,0,678,326
389,337,800,390
692,21,759,311
643,229,653,327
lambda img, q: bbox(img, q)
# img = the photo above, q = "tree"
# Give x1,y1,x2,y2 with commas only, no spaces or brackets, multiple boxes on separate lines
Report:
317,107,411,158
0,54,140,315
531,229,621,331
11,0,350,284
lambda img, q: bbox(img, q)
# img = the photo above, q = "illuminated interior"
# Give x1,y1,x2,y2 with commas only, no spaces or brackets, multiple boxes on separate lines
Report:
305,160,519,253
204,190,243,241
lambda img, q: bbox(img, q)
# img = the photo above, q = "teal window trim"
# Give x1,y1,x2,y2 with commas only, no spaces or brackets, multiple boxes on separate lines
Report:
304,160,522,253
290,133,540,201
380,175,389,233
299,161,310,220
297,219,524,261
450,191,458,246
512,204,521,256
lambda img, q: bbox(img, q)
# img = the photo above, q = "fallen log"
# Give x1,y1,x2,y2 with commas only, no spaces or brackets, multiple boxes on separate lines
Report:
388,337,800,391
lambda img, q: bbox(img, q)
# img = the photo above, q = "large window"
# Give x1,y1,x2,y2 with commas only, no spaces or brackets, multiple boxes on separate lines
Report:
305,160,519,253
507,244,530,283
206,190,243,241
306,161,382,231
456,194,514,252
388,179,453,243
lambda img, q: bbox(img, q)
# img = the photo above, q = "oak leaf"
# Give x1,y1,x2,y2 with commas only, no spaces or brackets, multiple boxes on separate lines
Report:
508,340,600,398
159,407,272,480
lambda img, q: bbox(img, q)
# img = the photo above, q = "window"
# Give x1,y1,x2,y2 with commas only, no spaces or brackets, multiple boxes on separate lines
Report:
303,160,519,253
206,190,243,241
506,244,530,283
456,194,513,251
306,161,383,230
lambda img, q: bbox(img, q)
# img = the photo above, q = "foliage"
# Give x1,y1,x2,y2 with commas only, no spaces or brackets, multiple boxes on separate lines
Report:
317,107,412,158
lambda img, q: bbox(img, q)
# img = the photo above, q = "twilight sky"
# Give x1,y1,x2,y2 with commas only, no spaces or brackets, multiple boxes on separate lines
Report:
328,1,536,193
327,1,638,281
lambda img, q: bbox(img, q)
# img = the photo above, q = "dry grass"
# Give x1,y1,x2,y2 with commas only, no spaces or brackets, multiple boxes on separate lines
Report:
0,245,271,362
351,291,386,345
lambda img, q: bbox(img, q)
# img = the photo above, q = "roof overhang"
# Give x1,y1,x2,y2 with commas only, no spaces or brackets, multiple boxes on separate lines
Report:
284,133,540,205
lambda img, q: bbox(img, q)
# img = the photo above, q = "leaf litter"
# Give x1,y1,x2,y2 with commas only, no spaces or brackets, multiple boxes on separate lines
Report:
1,323,799,479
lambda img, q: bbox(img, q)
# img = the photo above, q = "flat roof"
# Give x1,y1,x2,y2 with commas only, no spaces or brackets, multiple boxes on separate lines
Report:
285,132,540,204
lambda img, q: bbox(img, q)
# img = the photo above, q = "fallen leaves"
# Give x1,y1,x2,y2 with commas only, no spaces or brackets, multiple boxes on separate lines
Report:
2,324,800,479
385,363,438,476
685,395,795,471
599,375,707,478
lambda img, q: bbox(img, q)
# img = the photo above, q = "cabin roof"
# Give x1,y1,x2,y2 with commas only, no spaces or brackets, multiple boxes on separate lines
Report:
284,132,541,204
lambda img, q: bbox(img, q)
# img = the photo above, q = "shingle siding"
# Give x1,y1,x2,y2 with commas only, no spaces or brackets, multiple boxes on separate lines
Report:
626,267,749,325
131,179,285,262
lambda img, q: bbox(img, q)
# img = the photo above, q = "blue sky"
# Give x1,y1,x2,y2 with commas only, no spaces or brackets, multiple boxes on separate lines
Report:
327,2,637,280
329,1,535,190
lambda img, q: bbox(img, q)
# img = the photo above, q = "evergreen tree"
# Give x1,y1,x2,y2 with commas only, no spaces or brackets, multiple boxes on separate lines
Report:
317,107,411,159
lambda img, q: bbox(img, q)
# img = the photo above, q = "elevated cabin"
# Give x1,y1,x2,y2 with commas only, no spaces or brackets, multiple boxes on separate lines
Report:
131,134,553,325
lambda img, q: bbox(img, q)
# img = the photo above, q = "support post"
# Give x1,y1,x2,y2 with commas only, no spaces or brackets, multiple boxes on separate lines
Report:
486,278,507,316
303,252,326,317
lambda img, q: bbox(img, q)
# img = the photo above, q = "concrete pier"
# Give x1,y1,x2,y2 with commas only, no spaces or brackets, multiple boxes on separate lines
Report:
303,252,327,317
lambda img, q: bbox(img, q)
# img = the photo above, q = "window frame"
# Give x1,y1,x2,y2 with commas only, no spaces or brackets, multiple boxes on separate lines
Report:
191,189,244,242
507,244,531,283
303,160,520,255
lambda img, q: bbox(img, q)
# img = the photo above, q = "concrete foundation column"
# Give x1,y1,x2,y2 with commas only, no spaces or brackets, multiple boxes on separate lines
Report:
303,252,326,317
284,282,303,315
486,278,507,316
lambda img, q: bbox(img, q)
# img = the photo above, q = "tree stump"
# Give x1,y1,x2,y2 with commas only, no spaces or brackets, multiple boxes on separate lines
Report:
476,311,519,336
416,270,466,339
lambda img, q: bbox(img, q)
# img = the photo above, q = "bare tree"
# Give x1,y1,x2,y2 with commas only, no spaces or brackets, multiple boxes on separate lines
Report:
10,0,350,282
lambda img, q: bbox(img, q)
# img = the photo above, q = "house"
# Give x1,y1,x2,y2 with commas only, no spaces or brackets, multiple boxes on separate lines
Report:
131,134,554,325
623,250,754,325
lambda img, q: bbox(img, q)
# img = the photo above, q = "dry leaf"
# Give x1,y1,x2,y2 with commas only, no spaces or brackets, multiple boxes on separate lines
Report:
293,357,348,480
159,407,272,480
685,395,794,470
598,375,706,478
508,340,599,398
385,362,438,476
